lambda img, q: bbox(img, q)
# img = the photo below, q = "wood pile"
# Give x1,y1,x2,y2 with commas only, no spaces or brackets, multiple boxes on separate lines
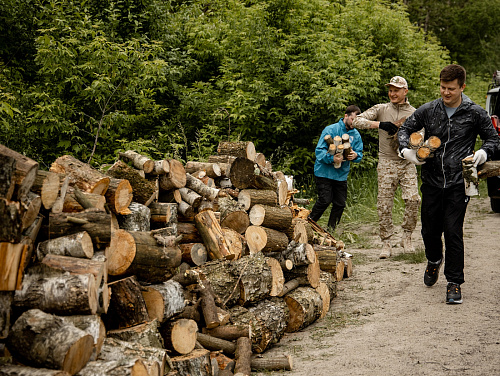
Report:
0,141,350,376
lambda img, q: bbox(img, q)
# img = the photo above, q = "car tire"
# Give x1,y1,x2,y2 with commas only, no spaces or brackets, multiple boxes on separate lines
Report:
491,198,500,213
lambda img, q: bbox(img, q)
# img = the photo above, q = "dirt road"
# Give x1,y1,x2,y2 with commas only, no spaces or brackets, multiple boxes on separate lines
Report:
262,195,500,376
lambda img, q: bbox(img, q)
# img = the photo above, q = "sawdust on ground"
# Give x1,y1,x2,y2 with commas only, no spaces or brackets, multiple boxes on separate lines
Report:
261,195,500,376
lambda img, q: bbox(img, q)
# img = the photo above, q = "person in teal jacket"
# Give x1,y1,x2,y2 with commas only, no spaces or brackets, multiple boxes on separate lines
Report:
309,105,363,231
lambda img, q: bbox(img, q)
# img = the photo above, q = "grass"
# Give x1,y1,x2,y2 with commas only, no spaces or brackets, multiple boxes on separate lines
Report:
392,248,427,263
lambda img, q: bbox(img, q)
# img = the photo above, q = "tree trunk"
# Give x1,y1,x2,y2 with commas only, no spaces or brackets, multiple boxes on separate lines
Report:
170,349,212,376
0,144,39,201
160,319,198,355
104,276,150,330
195,210,235,260
283,286,323,332
217,142,256,161
159,159,186,190
141,280,186,324
14,272,98,315
37,231,94,261
45,210,112,250
245,226,289,254
107,229,182,283
50,155,109,195
107,160,156,206
237,189,277,211
63,315,106,361
218,197,249,234
41,254,106,288
7,308,93,375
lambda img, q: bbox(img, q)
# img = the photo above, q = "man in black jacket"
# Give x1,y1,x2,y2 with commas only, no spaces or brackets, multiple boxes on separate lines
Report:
398,64,498,304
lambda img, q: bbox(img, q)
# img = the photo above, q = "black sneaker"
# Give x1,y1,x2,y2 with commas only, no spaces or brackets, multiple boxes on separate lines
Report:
446,282,463,304
424,259,442,287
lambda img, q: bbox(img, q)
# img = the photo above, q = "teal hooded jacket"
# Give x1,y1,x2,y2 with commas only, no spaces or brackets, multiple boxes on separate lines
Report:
314,118,363,181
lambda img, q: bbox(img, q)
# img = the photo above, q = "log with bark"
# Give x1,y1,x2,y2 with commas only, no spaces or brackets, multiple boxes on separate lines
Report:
106,160,156,206
107,229,182,283
160,318,198,355
177,222,202,243
185,173,220,201
248,204,292,232
14,272,98,315
149,202,177,227
170,349,212,376
36,231,94,261
237,189,277,211
117,202,151,231
7,308,94,375
250,354,293,371
103,276,150,330
185,161,222,179
20,191,41,230
159,159,186,191
283,255,320,289
220,227,246,260
50,155,109,196
63,190,106,213
141,280,186,324
0,199,22,243
208,155,237,166
63,314,106,361
40,254,106,288
179,243,208,266
44,210,112,250
179,187,203,209
234,337,252,376
118,150,155,174
285,218,314,244
107,319,164,349
218,197,249,234
195,332,236,355
244,226,289,254
217,141,256,161
76,358,149,376
315,281,331,319
0,291,14,338
104,178,133,215
0,144,39,201
283,286,323,332
312,244,338,274
204,325,251,341
319,270,337,300
229,158,277,191
0,364,72,376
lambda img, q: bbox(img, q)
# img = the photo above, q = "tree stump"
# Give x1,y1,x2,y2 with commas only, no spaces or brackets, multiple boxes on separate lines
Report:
13,273,98,315
107,160,156,206
7,309,93,375
141,280,186,323
218,197,250,234
283,286,323,332
37,231,94,261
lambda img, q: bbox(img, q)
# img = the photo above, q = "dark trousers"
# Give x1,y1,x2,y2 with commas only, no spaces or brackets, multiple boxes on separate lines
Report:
421,183,469,284
309,176,347,230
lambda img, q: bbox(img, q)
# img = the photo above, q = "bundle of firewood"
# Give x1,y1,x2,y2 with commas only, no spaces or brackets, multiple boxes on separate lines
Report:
0,141,349,376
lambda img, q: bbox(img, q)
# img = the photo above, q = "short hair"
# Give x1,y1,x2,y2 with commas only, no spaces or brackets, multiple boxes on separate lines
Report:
440,64,466,87
345,105,361,116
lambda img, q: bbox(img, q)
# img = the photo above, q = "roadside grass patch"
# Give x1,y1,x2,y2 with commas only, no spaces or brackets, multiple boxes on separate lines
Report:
392,248,426,263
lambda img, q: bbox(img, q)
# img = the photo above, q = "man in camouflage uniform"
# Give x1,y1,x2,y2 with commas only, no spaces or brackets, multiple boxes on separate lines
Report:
353,76,420,258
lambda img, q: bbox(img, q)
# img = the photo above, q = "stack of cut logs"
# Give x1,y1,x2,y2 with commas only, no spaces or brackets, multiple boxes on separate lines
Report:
408,132,441,162
0,141,351,376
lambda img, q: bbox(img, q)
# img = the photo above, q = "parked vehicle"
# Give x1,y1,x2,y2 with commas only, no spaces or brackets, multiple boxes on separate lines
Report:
485,71,500,212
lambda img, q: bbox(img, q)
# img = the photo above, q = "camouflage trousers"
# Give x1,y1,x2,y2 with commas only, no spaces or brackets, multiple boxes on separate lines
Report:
377,158,421,241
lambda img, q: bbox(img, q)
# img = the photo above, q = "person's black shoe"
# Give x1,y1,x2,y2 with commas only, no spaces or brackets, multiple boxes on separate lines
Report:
423,259,442,287
446,282,463,304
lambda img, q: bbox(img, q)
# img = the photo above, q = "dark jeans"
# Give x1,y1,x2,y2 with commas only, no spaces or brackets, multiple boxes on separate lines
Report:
421,183,469,284
309,176,347,230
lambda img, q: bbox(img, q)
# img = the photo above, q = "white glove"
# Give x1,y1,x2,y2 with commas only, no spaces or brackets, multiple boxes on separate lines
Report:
472,149,487,167
401,148,425,165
